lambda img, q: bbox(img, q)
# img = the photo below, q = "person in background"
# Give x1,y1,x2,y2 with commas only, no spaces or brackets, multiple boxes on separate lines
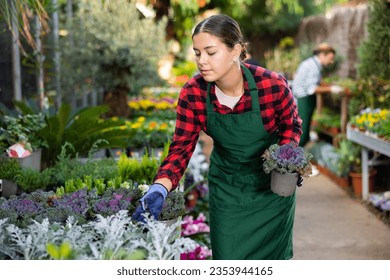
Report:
133,14,302,260
292,43,343,176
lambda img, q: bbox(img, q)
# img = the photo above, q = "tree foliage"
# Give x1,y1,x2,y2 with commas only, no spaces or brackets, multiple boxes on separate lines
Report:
60,0,169,98
357,0,390,79
149,0,349,59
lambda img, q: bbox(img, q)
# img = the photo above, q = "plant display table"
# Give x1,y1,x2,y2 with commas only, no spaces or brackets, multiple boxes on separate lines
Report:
347,124,390,199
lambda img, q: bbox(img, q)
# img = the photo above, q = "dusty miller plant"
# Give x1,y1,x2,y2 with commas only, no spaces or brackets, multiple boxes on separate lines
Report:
132,213,197,260
0,211,196,260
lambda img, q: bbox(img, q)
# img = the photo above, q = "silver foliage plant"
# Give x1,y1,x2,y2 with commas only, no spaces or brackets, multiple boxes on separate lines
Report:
0,211,196,260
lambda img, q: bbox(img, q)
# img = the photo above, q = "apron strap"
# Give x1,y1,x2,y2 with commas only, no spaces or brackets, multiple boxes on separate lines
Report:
206,63,259,112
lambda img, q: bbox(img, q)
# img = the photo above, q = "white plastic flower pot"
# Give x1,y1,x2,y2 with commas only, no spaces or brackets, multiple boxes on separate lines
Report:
17,149,42,171
270,171,298,197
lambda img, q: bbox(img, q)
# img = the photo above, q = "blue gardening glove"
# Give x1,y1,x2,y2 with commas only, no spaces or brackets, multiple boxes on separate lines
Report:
297,175,303,187
132,183,168,223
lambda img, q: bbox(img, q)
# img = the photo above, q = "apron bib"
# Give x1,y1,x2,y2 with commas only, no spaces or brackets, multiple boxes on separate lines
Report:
206,65,296,260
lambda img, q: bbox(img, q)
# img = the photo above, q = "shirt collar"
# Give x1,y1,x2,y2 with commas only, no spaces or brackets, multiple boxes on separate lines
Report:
313,56,323,70
210,68,250,107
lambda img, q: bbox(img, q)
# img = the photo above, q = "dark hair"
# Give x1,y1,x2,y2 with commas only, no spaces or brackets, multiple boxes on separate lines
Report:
192,14,248,60
313,43,336,56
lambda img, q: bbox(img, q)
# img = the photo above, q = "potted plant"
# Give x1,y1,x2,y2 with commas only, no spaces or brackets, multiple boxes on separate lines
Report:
335,138,377,197
262,143,313,197
0,113,47,170
0,158,22,198
312,108,341,135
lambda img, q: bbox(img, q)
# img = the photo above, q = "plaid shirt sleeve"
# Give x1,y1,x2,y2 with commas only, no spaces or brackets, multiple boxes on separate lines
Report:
154,76,207,189
252,65,302,145
155,65,302,190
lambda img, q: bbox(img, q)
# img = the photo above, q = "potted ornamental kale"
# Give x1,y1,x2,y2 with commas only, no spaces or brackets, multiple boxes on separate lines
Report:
262,143,313,197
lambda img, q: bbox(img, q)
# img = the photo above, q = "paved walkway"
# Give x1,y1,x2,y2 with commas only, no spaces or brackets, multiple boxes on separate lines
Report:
293,173,390,260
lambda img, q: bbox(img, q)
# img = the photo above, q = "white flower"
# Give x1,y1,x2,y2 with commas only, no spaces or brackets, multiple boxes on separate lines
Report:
120,181,131,189
138,184,150,194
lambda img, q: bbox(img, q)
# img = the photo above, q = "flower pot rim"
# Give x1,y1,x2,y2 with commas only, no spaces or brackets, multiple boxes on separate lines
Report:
349,169,377,177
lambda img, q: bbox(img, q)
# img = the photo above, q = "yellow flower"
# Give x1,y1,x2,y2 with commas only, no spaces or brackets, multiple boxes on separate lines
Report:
148,121,158,130
131,123,141,129
159,122,168,130
128,101,140,110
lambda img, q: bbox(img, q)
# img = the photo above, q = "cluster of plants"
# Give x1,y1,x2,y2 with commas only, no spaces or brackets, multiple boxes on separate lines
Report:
312,108,341,134
128,98,177,113
334,139,362,176
368,192,390,212
0,102,136,168
0,184,185,229
127,116,175,150
350,108,390,140
0,112,47,153
59,0,169,99
0,211,196,260
180,213,212,260
264,37,309,80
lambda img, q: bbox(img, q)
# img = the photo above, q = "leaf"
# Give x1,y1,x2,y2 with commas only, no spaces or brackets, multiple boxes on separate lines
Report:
46,243,60,259
59,242,72,259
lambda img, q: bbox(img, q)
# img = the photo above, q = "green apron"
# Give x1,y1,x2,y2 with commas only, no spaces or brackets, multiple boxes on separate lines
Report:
297,95,316,147
206,65,296,260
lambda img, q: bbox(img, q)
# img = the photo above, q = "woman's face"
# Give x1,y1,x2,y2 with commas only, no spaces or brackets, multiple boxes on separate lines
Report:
192,32,239,82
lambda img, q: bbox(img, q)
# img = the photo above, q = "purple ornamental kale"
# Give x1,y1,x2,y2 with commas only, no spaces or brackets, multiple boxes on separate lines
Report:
52,189,90,215
92,192,132,216
273,144,307,171
7,199,43,216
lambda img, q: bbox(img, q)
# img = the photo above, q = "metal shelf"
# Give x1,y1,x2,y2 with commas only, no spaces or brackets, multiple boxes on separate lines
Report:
347,124,390,199
347,125,390,157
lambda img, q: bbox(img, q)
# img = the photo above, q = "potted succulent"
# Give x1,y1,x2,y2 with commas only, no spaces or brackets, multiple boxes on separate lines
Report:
262,143,313,197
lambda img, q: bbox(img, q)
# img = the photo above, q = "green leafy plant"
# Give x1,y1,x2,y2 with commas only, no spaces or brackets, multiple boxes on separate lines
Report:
15,167,53,193
37,104,134,167
0,113,47,153
0,158,22,180
313,108,341,132
49,142,119,188
60,0,169,98
348,77,390,117
118,153,160,185
334,139,362,176
160,190,187,221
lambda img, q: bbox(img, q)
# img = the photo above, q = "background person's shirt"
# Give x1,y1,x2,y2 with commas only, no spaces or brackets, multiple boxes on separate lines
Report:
291,56,322,99
155,63,302,189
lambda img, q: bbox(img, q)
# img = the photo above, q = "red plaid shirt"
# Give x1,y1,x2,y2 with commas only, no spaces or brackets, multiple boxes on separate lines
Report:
155,63,302,189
